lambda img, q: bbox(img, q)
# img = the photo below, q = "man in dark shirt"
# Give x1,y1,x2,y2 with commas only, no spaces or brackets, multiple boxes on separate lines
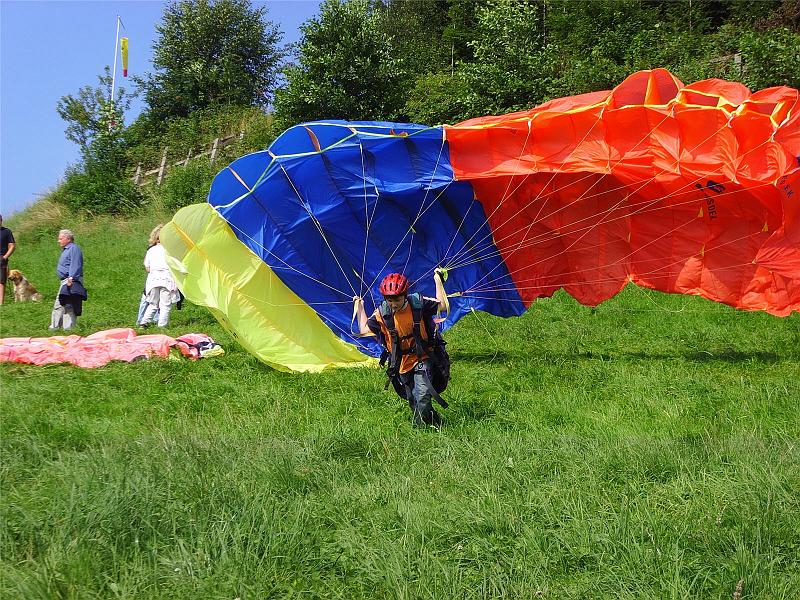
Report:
49,229,85,330
355,270,448,428
0,214,16,305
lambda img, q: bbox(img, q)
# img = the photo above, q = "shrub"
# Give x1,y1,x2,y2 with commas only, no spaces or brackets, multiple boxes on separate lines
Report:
238,111,278,153
125,105,261,170
404,71,474,125
158,159,218,212
738,27,800,89
52,164,144,215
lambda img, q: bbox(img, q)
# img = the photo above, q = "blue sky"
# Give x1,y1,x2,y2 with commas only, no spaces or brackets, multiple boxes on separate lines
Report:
1,0,321,216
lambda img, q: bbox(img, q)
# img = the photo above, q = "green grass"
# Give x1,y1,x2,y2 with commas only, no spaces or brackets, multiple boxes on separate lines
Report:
1,209,799,599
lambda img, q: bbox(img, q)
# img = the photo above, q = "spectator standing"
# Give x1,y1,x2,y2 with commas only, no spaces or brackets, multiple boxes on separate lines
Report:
138,225,179,328
50,229,86,330
136,240,158,325
0,214,16,305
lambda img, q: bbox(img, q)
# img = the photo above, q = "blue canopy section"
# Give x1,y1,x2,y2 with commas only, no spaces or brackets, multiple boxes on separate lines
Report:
209,121,525,357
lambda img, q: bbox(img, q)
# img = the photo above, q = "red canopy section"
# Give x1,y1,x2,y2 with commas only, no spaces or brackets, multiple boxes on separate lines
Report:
446,69,800,315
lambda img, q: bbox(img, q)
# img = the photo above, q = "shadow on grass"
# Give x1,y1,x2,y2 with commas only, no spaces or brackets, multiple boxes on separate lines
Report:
449,350,516,363
319,435,376,461
451,349,797,364
610,349,796,363
457,398,498,422
681,350,794,363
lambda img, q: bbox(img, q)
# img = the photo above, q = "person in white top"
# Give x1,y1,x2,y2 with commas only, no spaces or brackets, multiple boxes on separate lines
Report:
138,224,180,327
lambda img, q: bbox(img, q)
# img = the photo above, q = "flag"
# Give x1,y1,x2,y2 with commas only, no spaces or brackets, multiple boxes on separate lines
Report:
120,37,129,77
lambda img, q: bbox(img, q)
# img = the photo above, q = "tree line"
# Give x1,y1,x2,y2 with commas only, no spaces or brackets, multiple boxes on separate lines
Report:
56,0,800,214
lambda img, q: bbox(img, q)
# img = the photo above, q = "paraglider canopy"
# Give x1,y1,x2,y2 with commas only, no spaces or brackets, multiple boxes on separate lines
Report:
161,69,800,372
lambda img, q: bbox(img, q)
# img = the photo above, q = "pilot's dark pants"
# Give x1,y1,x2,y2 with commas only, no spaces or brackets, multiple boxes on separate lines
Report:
399,359,441,428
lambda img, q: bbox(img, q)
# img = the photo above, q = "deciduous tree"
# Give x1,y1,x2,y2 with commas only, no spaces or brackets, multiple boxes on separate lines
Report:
274,0,407,125
56,67,134,156
139,0,285,122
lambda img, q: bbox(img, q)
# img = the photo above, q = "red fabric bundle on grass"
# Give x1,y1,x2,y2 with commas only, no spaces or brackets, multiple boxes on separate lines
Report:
0,328,222,368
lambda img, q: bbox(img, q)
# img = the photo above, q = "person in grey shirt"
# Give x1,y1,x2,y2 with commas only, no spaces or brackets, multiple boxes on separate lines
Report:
50,229,86,331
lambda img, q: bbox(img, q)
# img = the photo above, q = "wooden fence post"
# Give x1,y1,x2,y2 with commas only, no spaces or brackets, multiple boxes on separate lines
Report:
157,147,169,185
131,123,250,186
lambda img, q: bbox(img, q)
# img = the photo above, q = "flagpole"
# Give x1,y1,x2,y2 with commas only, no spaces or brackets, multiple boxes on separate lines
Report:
111,15,121,103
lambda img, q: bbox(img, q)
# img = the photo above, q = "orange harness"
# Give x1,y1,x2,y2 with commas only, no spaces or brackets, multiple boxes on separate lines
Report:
373,301,430,374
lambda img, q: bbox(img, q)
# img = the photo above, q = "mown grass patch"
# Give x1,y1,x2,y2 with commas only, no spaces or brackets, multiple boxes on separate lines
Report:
1,211,799,598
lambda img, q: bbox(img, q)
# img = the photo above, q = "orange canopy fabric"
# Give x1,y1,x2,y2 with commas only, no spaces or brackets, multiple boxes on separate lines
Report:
445,69,800,315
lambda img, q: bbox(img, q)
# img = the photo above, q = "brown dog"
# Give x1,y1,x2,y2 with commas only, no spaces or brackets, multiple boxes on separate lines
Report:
7,269,43,302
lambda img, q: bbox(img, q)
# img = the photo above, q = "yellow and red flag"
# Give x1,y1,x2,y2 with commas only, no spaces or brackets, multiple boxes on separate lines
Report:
120,37,129,77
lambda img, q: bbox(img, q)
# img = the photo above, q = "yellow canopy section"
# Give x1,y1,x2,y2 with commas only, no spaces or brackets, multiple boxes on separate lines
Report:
160,203,376,373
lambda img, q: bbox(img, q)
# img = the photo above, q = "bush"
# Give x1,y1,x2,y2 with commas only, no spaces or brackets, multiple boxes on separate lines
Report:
738,27,800,89
4,197,74,242
404,71,475,125
52,164,144,215
238,111,278,153
158,159,218,212
125,105,261,170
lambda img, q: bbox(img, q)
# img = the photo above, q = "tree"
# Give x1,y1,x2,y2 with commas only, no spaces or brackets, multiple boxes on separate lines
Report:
274,0,408,126
56,69,142,214
139,0,286,123
56,67,134,156
458,0,560,114
442,0,487,65
379,0,451,76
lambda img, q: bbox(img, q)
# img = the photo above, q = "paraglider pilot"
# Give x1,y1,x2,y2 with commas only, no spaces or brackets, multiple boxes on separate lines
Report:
354,270,449,428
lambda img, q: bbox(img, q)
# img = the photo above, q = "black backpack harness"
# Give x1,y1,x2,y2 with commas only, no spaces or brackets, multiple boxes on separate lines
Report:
378,293,449,409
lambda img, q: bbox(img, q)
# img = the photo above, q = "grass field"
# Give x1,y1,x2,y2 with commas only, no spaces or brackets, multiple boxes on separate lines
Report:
1,210,799,599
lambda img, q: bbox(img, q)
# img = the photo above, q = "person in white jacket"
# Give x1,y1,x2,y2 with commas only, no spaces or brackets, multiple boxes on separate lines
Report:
138,225,179,328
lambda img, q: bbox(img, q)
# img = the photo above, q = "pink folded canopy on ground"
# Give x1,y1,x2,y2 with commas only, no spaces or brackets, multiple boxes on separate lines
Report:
0,328,213,368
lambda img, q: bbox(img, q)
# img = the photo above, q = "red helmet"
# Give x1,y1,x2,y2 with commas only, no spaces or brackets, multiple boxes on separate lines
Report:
379,273,409,296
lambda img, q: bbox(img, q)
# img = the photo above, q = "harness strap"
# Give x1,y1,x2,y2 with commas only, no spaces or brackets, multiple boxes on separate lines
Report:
422,368,449,409
381,312,402,389
411,305,426,362
382,301,433,371
389,327,401,376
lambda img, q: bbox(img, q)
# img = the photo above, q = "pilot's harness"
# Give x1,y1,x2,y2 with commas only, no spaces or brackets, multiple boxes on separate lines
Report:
378,293,448,409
